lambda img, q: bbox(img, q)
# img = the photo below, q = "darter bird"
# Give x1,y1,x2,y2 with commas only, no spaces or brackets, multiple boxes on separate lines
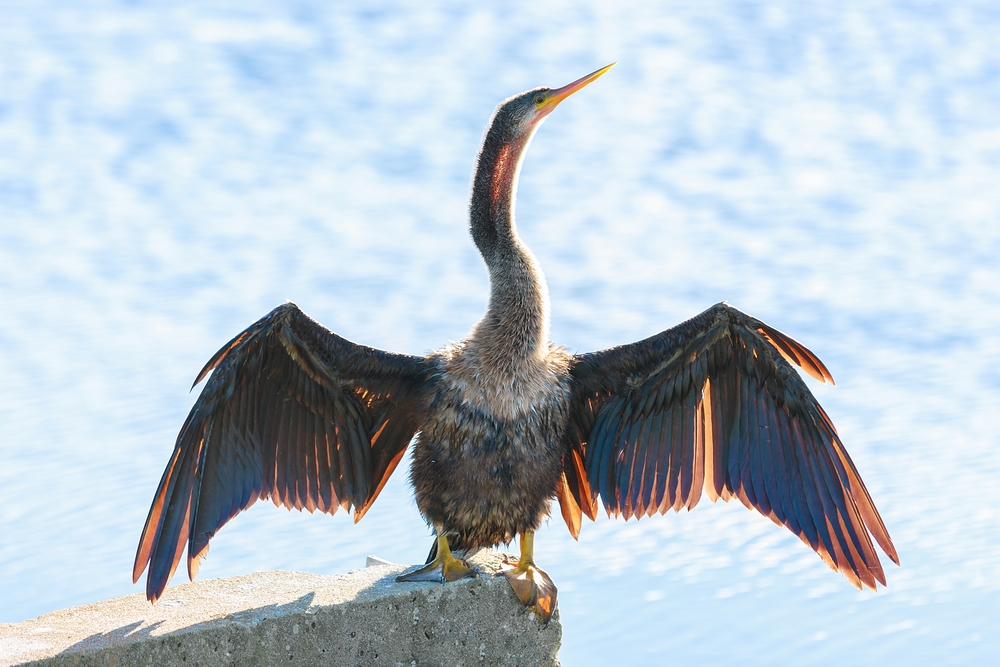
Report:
133,64,898,623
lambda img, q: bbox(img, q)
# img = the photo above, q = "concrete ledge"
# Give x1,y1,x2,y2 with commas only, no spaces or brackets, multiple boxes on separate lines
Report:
0,551,560,667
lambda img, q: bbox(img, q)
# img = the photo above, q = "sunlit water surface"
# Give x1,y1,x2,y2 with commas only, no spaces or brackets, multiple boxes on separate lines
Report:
2,2,999,665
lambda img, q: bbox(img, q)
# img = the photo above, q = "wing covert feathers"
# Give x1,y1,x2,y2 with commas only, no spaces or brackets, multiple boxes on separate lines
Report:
567,302,897,590
133,303,428,602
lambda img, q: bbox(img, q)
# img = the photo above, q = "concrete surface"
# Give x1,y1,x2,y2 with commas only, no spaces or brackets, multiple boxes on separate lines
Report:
0,551,561,667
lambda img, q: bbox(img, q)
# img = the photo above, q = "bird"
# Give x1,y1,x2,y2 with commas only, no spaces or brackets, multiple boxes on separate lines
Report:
133,64,898,624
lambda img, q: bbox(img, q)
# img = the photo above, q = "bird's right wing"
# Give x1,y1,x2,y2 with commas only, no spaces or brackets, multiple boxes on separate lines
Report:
565,302,898,589
133,302,432,602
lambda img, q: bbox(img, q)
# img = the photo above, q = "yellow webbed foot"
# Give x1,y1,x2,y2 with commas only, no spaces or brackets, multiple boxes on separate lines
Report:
397,556,477,583
498,532,557,624
397,534,477,583
500,558,557,623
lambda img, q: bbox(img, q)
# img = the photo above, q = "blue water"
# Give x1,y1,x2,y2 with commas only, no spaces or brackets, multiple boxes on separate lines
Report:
2,2,999,665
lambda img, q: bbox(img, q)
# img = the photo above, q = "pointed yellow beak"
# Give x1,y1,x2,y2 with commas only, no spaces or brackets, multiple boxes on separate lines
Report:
535,62,616,120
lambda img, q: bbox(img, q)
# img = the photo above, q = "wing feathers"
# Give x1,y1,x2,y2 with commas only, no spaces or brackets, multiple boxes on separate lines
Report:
773,409,801,534
678,387,697,509
316,418,334,513
748,384,772,518
569,302,896,590
643,409,665,517
134,303,427,602
132,444,182,585
761,399,789,529
753,321,834,385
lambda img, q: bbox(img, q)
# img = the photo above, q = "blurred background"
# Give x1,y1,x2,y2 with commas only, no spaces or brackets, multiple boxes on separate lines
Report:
1,1,998,664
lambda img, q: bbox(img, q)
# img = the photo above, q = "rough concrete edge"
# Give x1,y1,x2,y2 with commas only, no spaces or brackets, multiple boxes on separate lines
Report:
0,552,561,667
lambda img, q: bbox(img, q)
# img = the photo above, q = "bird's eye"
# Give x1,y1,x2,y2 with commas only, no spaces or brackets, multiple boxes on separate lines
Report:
533,94,545,105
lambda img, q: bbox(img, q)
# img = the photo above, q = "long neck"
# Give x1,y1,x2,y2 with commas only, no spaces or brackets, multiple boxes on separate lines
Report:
468,117,550,364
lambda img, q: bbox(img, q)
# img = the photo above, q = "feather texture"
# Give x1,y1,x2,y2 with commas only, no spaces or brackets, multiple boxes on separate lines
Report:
566,302,898,589
133,303,428,602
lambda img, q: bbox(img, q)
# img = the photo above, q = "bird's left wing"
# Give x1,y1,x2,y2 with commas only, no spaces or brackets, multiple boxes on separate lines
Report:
564,302,898,589
133,302,431,601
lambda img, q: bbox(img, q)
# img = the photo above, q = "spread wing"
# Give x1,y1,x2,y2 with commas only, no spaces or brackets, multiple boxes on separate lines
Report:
564,302,898,589
133,302,431,602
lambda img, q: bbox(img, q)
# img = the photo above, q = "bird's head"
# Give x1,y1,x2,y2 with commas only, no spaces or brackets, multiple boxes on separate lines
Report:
489,63,617,144
470,62,617,255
